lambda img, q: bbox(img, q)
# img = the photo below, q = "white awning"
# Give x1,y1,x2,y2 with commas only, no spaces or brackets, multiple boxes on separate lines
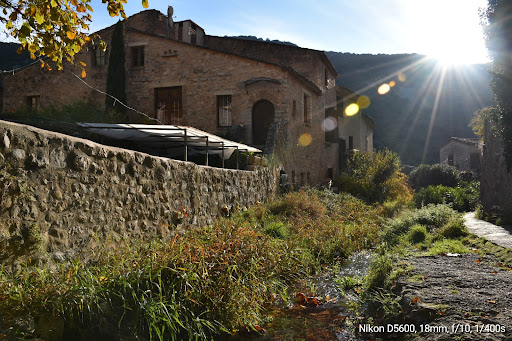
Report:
77,123,261,160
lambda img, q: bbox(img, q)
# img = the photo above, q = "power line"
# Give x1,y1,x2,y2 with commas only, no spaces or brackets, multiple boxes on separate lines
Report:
69,71,163,125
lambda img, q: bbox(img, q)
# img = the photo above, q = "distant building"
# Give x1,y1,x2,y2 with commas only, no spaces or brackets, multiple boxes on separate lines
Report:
336,86,376,154
440,137,482,176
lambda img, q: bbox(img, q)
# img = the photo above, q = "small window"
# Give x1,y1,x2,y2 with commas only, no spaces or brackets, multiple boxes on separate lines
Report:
348,136,354,150
300,172,306,186
292,100,297,118
26,95,40,112
307,172,311,185
448,154,454,166
131,46,145,67
93,47,106,66
190,23,197,44
217,95,232,127
291,171,296,184
303,93,310,125
177,22,183,42
325,68,328,86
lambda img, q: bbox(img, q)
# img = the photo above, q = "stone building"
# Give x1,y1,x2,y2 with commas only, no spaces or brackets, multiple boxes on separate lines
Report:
1,9,342,186
336,86,376,154
440,137,482,176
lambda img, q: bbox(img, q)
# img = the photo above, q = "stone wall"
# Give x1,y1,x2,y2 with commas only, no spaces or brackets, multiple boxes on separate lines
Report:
480,122,512,219
0,120,278,263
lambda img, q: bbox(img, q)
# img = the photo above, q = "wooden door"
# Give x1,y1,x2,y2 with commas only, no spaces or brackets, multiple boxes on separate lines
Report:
252,100,274,145
155,87,182,125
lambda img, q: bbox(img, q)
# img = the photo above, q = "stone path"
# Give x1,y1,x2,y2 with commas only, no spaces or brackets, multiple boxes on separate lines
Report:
464,212,512,249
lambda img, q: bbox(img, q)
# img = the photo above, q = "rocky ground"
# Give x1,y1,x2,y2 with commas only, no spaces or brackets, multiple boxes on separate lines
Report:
395,252,512,341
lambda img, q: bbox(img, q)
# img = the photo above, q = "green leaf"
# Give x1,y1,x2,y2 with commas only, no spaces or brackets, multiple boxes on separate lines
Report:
35,12,45,25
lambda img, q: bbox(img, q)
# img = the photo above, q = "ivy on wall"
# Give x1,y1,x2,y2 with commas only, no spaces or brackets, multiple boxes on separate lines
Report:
483,0,512,170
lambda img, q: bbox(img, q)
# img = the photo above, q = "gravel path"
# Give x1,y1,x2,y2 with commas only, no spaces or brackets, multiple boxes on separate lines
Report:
384,214,512,340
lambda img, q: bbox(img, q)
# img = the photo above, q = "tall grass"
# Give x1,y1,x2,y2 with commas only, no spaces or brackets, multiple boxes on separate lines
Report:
0,189,382,340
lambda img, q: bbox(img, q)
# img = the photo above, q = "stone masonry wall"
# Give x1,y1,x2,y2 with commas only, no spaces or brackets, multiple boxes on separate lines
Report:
481,122,512,218
0,120,278,263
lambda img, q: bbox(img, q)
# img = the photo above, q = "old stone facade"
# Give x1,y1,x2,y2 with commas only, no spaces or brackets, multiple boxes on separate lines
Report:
480,123,512,220
1,9,341,186
0,120,278,263
440,137,482,176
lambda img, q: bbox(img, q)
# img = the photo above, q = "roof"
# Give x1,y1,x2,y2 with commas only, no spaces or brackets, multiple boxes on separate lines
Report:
77,123,261,161
443,137,481,147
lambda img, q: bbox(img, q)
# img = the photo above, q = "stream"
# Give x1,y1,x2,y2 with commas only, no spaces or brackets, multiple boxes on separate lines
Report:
221,251,373,341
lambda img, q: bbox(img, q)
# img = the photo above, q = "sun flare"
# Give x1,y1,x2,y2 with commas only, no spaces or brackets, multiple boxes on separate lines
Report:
403,0,489,65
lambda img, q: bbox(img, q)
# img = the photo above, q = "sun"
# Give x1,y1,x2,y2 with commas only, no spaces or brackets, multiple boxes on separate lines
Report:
403,0,490,65
426,37,490,66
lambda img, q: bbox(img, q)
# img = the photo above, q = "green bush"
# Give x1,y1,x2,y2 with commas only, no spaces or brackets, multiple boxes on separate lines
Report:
408,224,428,244
409,164,460,190
384,204,460,245
413,181,479,212
437,218,468,238
336,149,412,204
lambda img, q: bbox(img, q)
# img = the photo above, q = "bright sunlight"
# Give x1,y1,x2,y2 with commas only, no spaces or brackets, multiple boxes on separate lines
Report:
401,0,489,65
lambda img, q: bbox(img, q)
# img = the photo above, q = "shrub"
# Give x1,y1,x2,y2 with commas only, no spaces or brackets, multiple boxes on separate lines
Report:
409,164,460,190
437,218,468,238
384,204,460,245
336,149,413,204
408,224,428,244
413,181,480,212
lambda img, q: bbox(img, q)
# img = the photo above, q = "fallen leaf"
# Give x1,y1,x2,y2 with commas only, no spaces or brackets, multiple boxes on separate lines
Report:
475,259,481,263
490,271,498,274
489,300,496,304
411,296,420,304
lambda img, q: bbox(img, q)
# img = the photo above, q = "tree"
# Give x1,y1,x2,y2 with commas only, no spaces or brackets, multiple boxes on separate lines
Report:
0,0,149,71
105,20,126,116
482,0,512,169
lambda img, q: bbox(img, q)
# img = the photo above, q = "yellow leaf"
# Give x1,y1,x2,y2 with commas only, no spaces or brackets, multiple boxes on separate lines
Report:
81,69,86,78
67,31,76,40
16,46,23,54
80,61,86,67
142,0,149,8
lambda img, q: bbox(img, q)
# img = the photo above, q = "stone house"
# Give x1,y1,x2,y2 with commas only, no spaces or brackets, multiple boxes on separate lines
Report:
440,137,482,176
1,9,342,186
336,86,376,154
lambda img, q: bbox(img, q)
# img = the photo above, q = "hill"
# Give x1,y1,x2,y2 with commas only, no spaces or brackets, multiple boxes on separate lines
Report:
327,52,493,165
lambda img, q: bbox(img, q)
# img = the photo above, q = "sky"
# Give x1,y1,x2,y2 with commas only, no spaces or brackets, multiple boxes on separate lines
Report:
82,0,490,65
0,0,490,65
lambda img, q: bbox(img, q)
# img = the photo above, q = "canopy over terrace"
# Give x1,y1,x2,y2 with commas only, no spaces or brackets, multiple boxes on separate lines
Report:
77,123,261,169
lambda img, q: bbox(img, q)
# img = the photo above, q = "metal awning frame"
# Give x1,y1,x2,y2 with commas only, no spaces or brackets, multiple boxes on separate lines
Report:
77,123,262,169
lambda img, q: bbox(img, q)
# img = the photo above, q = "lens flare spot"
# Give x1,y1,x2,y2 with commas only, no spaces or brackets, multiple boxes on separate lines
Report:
378,83,391,95
389,81,396,87
356,95,371,109
298,133,313,146
322,117,337,132
345,103,359,116
398,72,406,82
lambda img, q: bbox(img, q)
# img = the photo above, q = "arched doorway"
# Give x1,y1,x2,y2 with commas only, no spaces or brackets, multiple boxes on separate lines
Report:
252,100,275,145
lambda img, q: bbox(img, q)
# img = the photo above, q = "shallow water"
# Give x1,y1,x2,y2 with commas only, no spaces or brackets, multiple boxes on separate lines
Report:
221,252,373,341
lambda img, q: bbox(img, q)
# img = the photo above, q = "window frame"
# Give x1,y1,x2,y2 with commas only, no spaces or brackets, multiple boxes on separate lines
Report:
131,46,145,68
303,93,311,126
217,95,233,127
